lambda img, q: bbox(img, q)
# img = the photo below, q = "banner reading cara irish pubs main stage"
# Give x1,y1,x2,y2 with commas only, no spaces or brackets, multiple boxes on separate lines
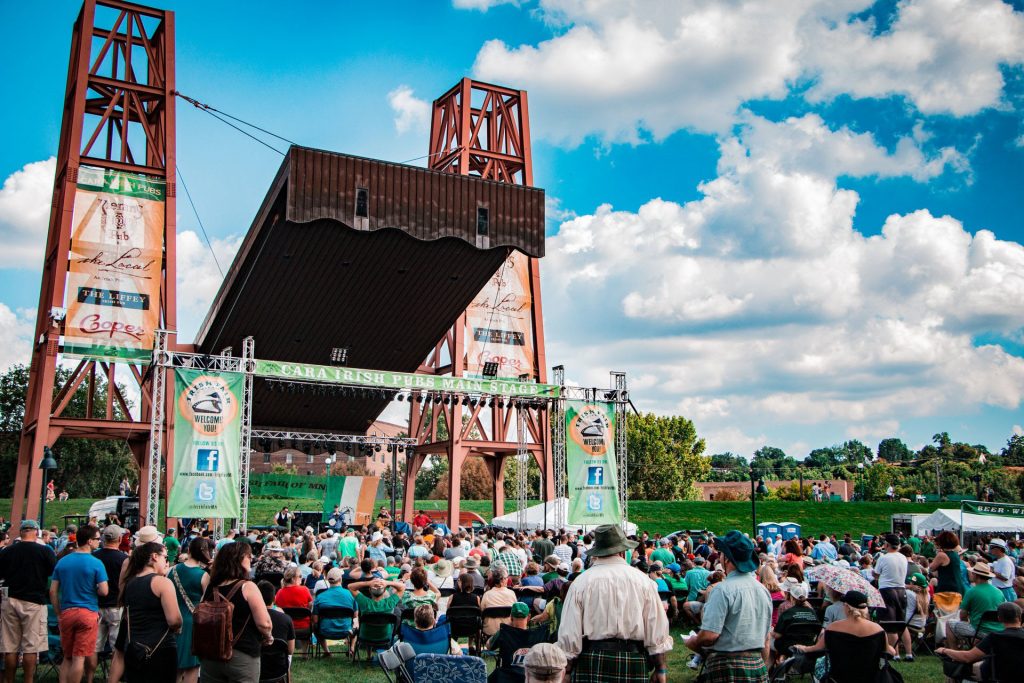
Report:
64,166,165,362
566,400,622,525
168,369,244,518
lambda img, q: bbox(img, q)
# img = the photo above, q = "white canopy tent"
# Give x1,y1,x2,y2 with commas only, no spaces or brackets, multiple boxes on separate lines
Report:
916,508,1024,535
491,497,638,535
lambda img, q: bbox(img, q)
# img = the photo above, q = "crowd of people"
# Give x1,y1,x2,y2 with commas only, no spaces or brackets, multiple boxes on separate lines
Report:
2,513,1024,682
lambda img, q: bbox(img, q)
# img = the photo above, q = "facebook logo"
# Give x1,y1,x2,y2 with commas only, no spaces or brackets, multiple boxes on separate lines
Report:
194,480,216,503
196,448,220,472
587,493,603,512
587,466,604,486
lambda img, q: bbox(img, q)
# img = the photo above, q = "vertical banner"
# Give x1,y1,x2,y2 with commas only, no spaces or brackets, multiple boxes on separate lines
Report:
64,165,165,362
566,400,622,525
322,476,381,525
168,369,244,518
464,251,536,379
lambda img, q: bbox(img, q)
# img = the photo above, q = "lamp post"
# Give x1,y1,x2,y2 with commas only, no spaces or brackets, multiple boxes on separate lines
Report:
857,462,865,501
749,466,757,538
39,446,58,528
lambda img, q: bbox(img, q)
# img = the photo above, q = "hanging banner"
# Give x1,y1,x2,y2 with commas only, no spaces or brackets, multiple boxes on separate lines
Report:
253,360,559,398
63,165,165,362
566,400,622,525
249,473,328,499
168,368,244,518
961,500,1024,518
322,476,381,525
464,251,536,380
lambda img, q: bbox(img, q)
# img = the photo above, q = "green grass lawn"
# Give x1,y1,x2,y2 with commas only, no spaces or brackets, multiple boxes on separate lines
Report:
3,497,931,539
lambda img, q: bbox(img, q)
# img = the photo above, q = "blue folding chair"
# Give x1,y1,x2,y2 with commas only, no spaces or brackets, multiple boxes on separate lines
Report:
400,622,452,655
409,653,487,683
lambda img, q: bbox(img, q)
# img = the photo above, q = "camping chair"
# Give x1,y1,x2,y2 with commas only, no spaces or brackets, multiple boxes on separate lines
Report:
445,605,484,655
401,606,417,623
979,629,1024,682
259,638,291,683
255,571,285,589
281,606,313,657
472,586,485,598
400,622,453,655
408,653,487,683
439,587,456,599
353,611,400,663
379,642,416,683
479,605,513,653
312,606,355,658
971,611,1001,647
820,630,888,683
769,651,821,683
774,620,822,660
36,633,63,681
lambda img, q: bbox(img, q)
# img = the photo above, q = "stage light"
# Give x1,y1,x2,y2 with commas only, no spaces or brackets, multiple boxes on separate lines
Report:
375,444,382,452
416,392,424,403
482,361,499,378
397,392,404,402
329,347,350,366
327,443,337,455
433,394,441,404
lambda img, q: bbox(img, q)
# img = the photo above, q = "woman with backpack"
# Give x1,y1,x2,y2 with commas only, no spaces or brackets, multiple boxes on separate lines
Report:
169,537,211,683
196,541,273,682
116,541,182,682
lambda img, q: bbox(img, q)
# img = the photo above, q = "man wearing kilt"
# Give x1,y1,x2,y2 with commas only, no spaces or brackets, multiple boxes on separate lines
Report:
557,525,672,682
684,530,772,683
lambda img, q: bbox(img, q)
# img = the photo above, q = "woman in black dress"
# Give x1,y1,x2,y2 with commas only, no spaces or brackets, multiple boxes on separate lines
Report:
117,541,182,682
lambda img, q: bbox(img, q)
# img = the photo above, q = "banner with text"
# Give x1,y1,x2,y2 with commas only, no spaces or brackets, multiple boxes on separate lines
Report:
254,360,559,398
566,400,622,525
249,473,328,499
961,500,1024,518
323,476,381,525
168,369,243,518
464,251,536,380
64,166,165,362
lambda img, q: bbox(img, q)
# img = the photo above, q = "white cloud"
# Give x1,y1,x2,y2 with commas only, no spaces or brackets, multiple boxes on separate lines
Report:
175,230,241,342
387,86,431,135
541,117,1024,455
1014,424,1023,436
471,0,1024,143
0,157,55,268
0,303,33,371
453,0,520,9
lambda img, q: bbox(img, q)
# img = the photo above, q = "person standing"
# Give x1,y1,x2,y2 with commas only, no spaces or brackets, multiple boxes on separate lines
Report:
49,524,108,683
91,524,128,680
0,520,56,683
685,530,772,683
558,525,672,682
873,533,908,646
164,528,180,565
168,536,211,683
116,542,181,682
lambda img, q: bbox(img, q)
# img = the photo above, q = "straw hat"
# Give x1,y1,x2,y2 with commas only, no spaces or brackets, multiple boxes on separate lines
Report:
970,561,995,579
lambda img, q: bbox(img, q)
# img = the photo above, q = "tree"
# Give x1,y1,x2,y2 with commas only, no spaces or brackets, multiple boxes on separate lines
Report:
626,413,708,500
1001,434,1024,466
877,438,911,462
804,446,843,469
503,454,541,499
431,457,494,500
839,440,872,466
415,454,448,499
751,446,798,479
708,452,748,481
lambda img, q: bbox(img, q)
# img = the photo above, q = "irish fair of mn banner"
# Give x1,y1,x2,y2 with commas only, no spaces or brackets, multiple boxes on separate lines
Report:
566,400,622,525
168,369,244,518
64,166,164,362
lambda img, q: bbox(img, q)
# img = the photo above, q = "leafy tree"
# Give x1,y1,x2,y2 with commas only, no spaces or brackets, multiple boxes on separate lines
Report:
503,454,541,499
708,452,748,481
431,456,495,500
877,438,911,462
804,446,843,469
1001,434,1024,466
751,446,798,479
626,413,708,500
414,454,448,499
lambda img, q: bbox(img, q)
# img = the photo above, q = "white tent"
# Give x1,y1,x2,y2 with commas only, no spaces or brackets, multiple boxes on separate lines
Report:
491,497,638,535
916,508,1024,535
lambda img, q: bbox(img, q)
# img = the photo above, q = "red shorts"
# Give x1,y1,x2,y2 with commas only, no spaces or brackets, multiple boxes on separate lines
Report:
59,608,99,658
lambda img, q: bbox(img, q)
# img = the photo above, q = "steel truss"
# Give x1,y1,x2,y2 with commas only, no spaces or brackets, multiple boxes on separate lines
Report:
516,405,529,530
144,330,169,526
551,366,567,529
239,337,255,532
612,372,629,530
250,430,416,447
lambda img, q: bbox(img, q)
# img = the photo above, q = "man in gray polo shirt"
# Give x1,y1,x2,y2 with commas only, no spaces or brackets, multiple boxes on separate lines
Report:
685,530,771,683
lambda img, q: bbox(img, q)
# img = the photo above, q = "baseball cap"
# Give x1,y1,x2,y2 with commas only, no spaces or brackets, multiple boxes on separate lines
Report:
101,525,125,542
667,562,681,573
326,567,344,583
557,562,570,574
789,583,809,600
883,533,901,547
20,519,40,531
524,642,567,681
842,590,868,609
511,602,530,618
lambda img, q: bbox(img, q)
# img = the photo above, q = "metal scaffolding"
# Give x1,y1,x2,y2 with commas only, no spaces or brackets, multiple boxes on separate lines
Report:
239,337,255,532
144,330,169,527
551,365,566,529
612,372,629,530
516,402,530,530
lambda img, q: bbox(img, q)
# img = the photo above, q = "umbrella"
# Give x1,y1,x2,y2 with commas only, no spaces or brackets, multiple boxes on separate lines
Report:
805,563,885,608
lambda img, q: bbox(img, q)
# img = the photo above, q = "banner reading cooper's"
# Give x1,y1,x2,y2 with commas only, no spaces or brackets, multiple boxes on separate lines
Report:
168,369,244,518
566,400,622,525
464,251,536,380
63,166,164,362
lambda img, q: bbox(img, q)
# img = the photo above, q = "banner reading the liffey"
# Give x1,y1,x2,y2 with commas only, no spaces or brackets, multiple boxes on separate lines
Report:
168,369,243,518
63,166,164,362
566,400,622,525
253,360,560,398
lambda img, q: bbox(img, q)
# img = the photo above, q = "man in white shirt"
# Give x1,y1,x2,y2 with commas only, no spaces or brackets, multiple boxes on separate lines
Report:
873,533,909,645
770,534,784,557
989,539,1016,601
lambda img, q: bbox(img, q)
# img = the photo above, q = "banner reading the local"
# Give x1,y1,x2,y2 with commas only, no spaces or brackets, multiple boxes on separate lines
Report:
566,400,622,525
322,476,381,525
64,166,165,362
168,368,243,518
962,500,1024,518
464,251,536,379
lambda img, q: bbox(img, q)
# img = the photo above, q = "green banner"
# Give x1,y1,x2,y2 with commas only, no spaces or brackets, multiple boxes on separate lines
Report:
254,360,560,398
249,473,328,499
962,500,1024,518
566,400,622,525
168,368,244,518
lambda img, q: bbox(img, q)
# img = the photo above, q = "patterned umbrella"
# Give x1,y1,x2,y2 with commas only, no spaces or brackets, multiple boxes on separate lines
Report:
805,563,885,608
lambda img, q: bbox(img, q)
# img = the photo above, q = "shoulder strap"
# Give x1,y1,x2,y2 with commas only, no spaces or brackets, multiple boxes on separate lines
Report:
224,579,246,602
171,566,196,613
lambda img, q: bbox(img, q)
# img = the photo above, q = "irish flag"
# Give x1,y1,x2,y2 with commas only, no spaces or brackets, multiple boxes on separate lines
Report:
322,476,380,525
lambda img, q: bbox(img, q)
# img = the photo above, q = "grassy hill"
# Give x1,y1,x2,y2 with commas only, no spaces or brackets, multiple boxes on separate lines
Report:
2,497,929,538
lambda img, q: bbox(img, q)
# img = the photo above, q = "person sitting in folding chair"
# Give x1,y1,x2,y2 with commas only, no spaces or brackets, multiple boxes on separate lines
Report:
348,575,405,660
487,603,549,683
937,602,1024,682
258,581,294,683
400,604,460,655
769,583,820,667
311,567,357,657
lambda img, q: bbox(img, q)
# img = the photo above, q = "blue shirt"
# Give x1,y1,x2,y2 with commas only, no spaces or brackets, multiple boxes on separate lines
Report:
811,541,837,562
685,566,710,602
701,571,772,652
312,586,357,637
52,552,108,612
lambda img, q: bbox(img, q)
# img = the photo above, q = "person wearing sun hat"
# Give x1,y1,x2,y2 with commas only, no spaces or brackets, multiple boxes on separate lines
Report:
949,560,1007,646
684,530,771,683
557,524,672,682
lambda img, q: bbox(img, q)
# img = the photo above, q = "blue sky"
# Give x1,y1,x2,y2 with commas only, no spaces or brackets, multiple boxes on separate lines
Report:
1,0,1022,459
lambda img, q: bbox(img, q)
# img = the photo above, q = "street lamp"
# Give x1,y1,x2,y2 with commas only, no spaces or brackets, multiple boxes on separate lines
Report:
749,466,767,538
857,462,865,502
39,446,58,528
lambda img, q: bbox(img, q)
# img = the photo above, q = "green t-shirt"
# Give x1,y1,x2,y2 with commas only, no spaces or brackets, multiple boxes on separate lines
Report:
164,536,180,563
339,536,359,559
651,548,675,566
664,575,687,594
907,536,921,553
961,583,1005,634
920,541,936,559
355,591,401,641
541,571,560,583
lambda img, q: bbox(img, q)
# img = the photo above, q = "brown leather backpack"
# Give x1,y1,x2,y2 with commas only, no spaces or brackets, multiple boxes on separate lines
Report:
192,580,249,661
